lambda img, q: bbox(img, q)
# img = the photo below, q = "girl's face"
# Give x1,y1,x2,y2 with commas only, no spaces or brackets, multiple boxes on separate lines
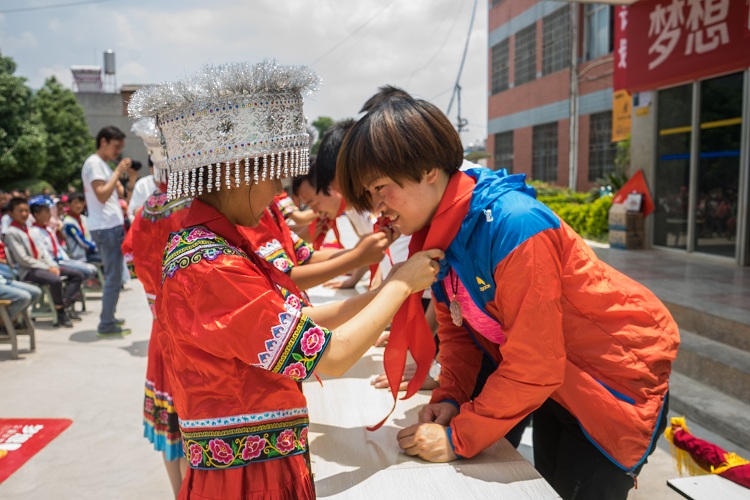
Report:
365,169,445,236
218,178,276,228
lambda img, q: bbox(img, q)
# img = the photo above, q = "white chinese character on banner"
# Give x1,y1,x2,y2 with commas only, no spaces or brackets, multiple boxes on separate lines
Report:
22,425,43,435
648,0,686,70
685,0,729,55
619,7,629,31
618,39,628,69
5,432,32,444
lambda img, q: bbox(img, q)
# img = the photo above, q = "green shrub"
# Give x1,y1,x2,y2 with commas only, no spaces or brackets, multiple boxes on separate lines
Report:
531,180,612,241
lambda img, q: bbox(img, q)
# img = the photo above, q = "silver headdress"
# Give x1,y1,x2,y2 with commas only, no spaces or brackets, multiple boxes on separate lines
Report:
128,60,320,200
130,117,168,183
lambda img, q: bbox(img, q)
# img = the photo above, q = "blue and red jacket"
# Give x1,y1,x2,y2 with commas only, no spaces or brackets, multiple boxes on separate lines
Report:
430,168,679,473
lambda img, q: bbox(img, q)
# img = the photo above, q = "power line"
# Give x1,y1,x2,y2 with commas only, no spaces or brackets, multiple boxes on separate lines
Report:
0,0,117,14
407,0,465,87
311,0,399,66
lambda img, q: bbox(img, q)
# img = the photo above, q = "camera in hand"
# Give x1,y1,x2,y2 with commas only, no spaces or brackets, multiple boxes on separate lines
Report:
130,160,143,171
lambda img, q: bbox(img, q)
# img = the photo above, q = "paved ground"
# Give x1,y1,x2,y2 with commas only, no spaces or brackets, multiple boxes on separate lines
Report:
1,243,748,499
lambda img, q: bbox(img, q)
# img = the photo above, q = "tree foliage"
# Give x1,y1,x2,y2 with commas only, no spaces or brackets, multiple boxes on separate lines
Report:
0,51,94,192
311,116,334,154
33,76,95,191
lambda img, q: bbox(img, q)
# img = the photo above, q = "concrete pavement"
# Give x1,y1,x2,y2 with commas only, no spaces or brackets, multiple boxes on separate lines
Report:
1,265,747,499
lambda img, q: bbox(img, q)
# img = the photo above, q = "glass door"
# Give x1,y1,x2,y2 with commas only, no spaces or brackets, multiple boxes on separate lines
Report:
654,84,693,249
694,72,744,258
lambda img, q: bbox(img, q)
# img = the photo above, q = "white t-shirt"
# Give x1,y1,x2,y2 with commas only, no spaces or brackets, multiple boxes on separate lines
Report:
343,209,376,237
81,154,124,231
128,175,156,222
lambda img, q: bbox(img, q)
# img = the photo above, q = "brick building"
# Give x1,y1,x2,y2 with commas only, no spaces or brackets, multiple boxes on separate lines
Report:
486,1,617,193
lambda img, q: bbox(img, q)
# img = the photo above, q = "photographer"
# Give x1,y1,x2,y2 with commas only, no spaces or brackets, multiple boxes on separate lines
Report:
81,125,134,336
126,159,155,222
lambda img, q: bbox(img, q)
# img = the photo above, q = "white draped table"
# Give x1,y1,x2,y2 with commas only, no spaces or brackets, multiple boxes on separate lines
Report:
303,346,560,499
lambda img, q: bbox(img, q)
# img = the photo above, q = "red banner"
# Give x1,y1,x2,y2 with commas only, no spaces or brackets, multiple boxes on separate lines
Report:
0,418,72,484
613,6,629,91
625,0,750,92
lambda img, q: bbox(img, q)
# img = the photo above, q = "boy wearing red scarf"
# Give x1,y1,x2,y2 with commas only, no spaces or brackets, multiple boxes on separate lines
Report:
3,198,83,327
336,87,680,500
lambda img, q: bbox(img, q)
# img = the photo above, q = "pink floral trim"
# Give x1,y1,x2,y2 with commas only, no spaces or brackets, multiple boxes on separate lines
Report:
241,435,266,461
300,327,326,356
208,438,234,465
189,443,203,467
282,362,307,381
276,429,296,454
299,427,308,448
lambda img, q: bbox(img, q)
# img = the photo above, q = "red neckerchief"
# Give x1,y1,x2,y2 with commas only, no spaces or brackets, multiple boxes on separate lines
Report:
368,216,394,287
71,213,86,233
11,221,39,259
33,223,59,258
368,171,475,431
309,197,346,250
181,199,306,302
267,203,299,265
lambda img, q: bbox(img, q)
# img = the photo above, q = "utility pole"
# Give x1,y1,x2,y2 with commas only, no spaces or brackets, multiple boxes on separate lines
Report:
568,3,579,190
447,0,478,136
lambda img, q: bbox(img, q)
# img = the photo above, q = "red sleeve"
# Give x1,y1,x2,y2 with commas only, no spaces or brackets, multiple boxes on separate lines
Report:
449,231,566,458
187,263,332,381
429,300,485,408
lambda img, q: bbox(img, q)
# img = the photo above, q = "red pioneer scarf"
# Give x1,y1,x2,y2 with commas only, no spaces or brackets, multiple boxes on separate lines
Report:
11,221,38,259
181,199,306,301
368,216,394,287
267,203,299,265
33,223,59,259
368,171,476,431
309,197,346,250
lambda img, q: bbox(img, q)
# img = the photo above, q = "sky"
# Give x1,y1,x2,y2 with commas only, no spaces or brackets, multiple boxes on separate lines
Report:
0,0,489,147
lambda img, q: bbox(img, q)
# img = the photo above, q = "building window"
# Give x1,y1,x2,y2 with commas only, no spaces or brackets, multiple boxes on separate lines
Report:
532,123,558,182
542,6,570,76
584,4,613,61
491,39,510,94
514,24,537,86
494,131,513,172
588,112,616,181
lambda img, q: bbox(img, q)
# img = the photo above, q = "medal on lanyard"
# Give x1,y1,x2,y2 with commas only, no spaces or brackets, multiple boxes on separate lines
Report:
449,268,463,327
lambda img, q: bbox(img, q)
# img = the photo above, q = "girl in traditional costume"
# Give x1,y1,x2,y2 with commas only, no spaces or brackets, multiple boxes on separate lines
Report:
122,118,191,496
336,86,680,500
128,62,441,500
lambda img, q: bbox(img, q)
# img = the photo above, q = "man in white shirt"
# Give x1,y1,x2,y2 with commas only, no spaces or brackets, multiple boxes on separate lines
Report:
127,161,157,222
81,126,137,336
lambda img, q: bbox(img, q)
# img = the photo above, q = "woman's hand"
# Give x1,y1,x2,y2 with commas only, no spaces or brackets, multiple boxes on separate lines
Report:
388,249,443,294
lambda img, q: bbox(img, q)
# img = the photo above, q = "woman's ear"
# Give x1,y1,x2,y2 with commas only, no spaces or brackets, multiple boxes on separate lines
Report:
423,167,440,185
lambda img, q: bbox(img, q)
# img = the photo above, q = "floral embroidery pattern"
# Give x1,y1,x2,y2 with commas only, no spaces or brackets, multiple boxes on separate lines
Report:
293,236,314,265
300,327,326,356
256,239,295,273
282,362,307,380
241,435,266,461
142,194,191,223
162,227,246,281
181,419,308,470
256,309,332,380
188,443,203,467
299,427,308,448
143,380,182,457
208,438,234,465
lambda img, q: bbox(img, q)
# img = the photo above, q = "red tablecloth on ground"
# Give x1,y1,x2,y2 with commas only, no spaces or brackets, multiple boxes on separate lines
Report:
0,418,72,484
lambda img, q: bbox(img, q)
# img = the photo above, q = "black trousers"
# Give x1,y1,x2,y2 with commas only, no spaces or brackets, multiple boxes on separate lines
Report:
533,395,669,500
24,267,85,307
